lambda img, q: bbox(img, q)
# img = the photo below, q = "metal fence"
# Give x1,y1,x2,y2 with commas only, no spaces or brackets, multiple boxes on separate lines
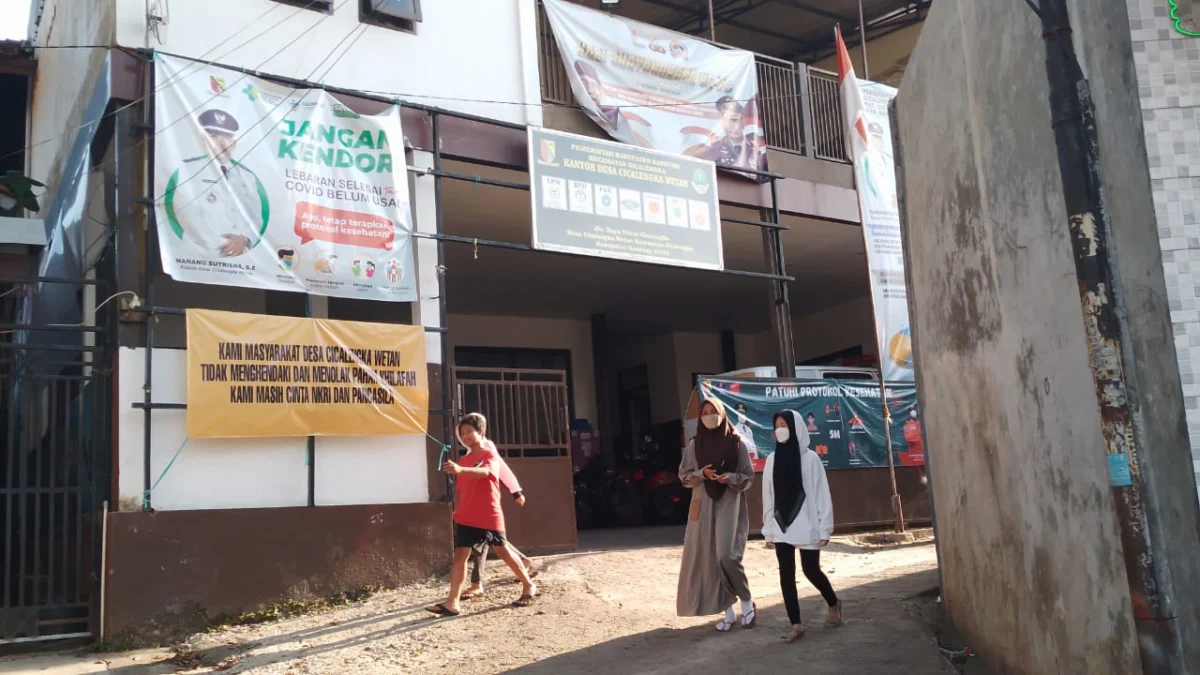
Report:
0,283,112,644
807,67,849,162
452,367,571,458
535,3,849,162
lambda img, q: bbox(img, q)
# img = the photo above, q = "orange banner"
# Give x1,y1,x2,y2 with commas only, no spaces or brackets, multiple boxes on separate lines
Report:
186,309,428,438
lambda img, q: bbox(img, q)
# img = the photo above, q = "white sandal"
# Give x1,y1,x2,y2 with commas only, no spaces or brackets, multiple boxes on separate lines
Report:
741,603,757,628
715,616,735,632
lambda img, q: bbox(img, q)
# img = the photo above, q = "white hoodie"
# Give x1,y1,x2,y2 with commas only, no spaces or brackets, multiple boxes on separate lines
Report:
761,411,834,550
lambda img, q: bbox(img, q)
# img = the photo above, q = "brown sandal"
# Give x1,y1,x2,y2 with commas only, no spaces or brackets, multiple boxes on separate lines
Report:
512,593,537,608
825,602,843,628
781,624,805,644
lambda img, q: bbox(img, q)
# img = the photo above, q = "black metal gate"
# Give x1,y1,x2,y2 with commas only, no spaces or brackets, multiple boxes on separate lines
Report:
0,278,113,643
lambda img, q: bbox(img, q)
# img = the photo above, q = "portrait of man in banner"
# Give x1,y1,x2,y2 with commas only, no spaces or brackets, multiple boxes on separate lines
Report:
162,108,270,259
681,96,767,173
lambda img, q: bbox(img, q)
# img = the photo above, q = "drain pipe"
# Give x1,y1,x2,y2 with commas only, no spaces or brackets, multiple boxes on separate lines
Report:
1036,1,1181,671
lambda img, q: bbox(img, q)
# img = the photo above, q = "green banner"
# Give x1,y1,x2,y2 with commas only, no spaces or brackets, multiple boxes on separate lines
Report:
698,378,924,471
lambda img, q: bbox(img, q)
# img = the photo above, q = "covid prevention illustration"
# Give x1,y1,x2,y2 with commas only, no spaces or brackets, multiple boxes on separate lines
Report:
153,54,417,301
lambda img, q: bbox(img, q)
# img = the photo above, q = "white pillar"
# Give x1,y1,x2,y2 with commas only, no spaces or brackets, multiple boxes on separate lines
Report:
408,148,449,501
409,149,443,365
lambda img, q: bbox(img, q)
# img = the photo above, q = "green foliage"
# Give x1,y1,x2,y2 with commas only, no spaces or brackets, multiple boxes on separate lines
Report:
0,170,44,213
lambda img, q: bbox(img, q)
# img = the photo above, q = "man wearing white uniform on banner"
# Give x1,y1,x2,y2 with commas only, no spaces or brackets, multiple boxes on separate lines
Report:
162,109,269,259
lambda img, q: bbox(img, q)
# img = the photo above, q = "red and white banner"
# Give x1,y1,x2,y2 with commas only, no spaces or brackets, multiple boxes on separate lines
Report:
836,29,914,382
542,0,767,176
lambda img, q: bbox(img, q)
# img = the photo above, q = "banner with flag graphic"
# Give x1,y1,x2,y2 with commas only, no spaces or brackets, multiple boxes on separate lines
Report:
836,29,914,383
542,0,767,179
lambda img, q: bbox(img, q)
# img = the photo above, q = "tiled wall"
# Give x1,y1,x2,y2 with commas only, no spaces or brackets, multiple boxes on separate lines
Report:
1126,0,1200,494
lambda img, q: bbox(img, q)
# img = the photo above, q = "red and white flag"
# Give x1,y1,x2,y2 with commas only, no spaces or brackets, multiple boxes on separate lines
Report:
836,27,872,160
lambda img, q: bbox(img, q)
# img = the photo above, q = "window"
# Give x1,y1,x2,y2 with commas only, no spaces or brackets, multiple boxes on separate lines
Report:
273,0,334,12
361,0,422,32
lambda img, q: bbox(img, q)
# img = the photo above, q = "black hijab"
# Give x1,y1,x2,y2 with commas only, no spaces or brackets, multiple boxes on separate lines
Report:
772,410,809,531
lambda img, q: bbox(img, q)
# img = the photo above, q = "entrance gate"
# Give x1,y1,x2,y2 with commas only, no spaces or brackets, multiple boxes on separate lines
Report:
0,281,112,643
452,366,577,554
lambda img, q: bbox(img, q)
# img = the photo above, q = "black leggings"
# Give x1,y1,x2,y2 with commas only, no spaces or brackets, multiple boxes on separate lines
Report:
774,543,839,625
469,542,530,585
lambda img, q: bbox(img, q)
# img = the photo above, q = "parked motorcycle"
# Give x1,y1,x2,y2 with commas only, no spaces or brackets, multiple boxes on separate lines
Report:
636,435,689,524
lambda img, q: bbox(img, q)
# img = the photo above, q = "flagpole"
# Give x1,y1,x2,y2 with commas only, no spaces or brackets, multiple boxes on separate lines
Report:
857,0,870,79
836,26,903,533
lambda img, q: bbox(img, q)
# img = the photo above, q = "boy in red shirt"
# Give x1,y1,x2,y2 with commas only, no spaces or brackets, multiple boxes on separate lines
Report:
426,413,538,616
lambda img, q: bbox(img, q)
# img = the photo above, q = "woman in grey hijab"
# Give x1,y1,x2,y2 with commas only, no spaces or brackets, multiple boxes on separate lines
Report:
676,397,757,631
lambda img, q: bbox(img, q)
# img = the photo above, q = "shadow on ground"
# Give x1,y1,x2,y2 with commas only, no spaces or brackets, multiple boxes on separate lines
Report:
503,568,956,675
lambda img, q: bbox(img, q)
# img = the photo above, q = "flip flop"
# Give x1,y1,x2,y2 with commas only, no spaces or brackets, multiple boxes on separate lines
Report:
781,624,805,644
424,603,460,617
512,591,538,608
715,617,735,632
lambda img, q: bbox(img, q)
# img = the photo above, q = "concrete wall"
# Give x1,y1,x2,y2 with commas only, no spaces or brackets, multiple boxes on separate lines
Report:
792,296,877,363
116,346,431,511
113,0,541,128
893,2,1143,672
446,313,598,425
104,502,451,644
27,0,113,205
1125,0,1200,493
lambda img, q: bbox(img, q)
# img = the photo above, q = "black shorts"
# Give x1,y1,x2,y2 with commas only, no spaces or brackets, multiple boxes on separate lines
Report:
454,523,506,553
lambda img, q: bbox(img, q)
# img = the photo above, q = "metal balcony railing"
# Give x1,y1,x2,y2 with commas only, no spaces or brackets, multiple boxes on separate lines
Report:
536,4,849,164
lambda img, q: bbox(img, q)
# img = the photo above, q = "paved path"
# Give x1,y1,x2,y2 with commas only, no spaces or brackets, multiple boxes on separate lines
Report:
1,528,951,674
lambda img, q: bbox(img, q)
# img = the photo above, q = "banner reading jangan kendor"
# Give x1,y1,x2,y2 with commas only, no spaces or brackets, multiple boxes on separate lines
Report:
689,378,923,472
186,309,428,438
542,0,767,177
154,54,416,301
836,31,914,382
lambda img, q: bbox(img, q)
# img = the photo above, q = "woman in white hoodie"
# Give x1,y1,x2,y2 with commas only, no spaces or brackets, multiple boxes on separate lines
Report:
761,410,843,644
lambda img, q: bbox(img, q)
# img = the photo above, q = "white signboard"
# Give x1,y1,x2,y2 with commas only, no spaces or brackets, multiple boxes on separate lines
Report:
153,54,416,301
837,34,913,382
542,0,767,176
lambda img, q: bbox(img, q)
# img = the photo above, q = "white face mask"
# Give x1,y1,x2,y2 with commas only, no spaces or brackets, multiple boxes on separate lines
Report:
701,414,721,430
774,427,790,443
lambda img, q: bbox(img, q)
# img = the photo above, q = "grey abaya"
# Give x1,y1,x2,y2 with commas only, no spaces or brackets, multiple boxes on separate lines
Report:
675,434,755,617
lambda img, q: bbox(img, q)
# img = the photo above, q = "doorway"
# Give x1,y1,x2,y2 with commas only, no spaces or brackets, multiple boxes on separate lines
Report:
616,365,652,462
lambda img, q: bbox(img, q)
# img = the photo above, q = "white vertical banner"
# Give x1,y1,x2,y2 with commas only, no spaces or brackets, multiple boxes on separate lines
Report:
153,54,417,301
836,30,914,383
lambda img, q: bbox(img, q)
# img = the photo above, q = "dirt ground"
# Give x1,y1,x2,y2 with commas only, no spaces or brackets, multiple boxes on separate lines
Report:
2,528,955,675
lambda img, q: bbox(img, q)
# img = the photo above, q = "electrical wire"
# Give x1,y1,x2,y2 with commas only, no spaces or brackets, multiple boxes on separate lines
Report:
157,9,366,210
6,32,834,166
0,0,334,166
0,290,136,336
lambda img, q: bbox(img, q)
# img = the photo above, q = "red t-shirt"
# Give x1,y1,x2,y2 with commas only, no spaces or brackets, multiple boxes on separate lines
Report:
453,445,505,532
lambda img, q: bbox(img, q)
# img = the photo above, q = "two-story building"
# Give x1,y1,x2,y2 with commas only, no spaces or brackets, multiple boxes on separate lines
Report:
4,0,931,645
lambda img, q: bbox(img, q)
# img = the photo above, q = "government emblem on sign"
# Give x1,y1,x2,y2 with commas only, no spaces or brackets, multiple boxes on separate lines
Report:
539,139,557,165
